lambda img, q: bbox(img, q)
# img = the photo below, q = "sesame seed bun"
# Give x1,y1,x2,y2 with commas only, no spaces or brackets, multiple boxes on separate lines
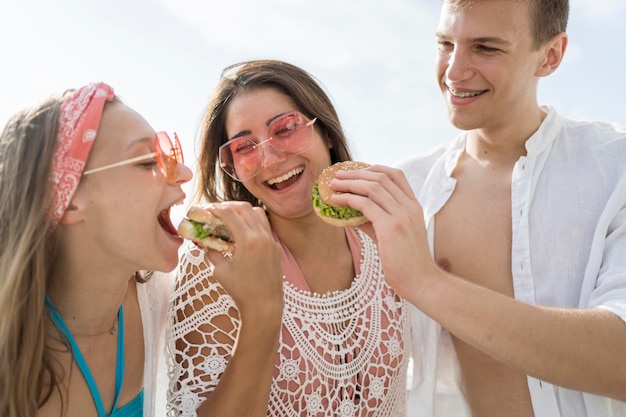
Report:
312,161,370,227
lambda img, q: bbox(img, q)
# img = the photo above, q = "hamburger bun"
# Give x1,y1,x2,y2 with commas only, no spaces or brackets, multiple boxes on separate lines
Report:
312,161,370,227
177,206,235,253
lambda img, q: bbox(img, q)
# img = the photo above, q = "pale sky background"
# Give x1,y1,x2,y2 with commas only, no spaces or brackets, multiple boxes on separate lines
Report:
1,0,625,221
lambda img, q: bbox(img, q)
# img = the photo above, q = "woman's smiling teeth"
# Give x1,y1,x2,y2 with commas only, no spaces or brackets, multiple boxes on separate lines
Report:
267,166,304,188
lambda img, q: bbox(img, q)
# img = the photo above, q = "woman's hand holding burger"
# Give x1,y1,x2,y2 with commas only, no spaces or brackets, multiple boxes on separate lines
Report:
179,202,284,319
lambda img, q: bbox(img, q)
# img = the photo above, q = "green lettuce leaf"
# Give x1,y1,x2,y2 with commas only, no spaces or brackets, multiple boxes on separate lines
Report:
191,220,212,239
311,183,363,219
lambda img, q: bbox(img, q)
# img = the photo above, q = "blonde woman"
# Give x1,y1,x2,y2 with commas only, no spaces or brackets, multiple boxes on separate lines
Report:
0,82,194,416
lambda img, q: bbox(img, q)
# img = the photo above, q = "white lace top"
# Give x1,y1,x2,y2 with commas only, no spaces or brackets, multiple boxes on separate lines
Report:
165,227,410,416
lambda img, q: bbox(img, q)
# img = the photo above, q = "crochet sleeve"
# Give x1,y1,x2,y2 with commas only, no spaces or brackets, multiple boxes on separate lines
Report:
165,245,240,417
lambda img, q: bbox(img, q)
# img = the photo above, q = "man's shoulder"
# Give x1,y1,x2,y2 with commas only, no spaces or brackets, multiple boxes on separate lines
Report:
553,117,626,165
560,115,626,141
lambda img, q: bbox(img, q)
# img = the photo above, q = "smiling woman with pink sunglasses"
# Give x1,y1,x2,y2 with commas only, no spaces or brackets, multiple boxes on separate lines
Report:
165,60,415,417
0,82,192,417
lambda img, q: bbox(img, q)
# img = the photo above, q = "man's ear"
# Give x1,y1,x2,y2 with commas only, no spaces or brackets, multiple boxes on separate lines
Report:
536,32,568,77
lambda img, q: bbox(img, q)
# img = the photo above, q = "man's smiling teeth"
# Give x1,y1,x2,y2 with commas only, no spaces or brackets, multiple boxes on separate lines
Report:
448,87,484,98
267,167,304,185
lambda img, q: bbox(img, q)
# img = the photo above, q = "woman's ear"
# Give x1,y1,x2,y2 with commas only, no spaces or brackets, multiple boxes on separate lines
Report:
58,187,88,225
325,133,334,150
59,202,84,225
536,32,568,78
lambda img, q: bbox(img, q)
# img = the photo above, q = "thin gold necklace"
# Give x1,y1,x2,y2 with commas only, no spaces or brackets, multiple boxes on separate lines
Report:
72,313,118,337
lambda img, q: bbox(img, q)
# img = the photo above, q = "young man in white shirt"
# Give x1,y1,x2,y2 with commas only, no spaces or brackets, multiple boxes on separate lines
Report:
388,0,626,416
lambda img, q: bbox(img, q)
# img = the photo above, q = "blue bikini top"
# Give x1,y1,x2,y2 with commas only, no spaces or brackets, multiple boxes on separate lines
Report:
45,295,143,417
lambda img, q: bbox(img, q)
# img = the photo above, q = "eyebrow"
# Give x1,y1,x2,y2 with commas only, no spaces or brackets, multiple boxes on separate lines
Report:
125,136,154,151
229,111,291,141
435,32,512,47
472,36,511,46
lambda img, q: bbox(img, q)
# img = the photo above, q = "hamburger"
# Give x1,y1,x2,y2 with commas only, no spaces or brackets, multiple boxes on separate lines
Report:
311,161,370,227
177,206,235,253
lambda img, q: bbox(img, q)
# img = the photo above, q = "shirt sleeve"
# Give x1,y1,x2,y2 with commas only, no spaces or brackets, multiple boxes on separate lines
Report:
585,173,626,324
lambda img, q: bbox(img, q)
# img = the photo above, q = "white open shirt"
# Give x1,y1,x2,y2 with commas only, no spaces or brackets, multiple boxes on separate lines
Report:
397,106,626,417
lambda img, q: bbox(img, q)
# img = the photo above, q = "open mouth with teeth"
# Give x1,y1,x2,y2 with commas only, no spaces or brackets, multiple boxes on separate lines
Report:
266,166,304,190
448,86,487,98
158,207,179,236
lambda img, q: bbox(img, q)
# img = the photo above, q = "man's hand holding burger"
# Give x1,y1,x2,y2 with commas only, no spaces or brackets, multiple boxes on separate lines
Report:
326,164,438,301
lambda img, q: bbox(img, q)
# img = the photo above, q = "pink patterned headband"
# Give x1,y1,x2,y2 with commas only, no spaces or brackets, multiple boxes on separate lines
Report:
49,82,115,229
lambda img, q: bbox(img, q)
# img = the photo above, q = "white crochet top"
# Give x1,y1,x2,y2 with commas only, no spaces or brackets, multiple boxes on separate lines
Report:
165,227,410,416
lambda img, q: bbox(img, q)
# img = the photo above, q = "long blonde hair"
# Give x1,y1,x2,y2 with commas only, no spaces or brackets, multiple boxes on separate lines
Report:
0,93,64,416
0,86,126,414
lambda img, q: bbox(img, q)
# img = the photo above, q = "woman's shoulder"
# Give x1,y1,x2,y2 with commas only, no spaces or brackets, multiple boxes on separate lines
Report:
354,223,375,241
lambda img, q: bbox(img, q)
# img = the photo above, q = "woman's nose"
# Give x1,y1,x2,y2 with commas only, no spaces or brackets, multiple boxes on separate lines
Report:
260,140,287,169
172,161,193,184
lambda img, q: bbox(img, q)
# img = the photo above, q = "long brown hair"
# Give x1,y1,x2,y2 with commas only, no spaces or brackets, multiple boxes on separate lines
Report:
196,59,353,206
